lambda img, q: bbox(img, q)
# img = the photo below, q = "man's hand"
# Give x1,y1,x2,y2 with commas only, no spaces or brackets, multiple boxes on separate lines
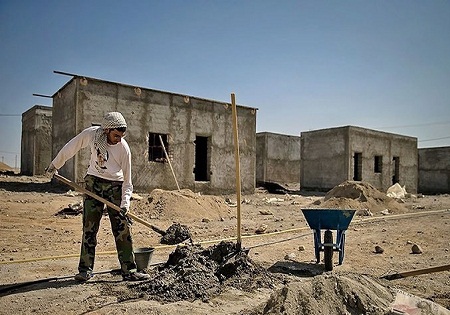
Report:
120,207,133,225
45,163,58,178
120,207,129,217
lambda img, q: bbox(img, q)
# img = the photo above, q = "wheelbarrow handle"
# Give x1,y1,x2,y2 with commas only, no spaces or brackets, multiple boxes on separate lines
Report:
53,174,166,236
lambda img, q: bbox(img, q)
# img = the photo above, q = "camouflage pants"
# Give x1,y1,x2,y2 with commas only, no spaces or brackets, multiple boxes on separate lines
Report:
78,174,137,274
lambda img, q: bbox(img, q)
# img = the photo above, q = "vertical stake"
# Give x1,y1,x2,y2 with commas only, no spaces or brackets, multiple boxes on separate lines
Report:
231,93,242,250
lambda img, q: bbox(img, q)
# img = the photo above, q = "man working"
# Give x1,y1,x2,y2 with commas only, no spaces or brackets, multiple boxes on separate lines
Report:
46,111,150,282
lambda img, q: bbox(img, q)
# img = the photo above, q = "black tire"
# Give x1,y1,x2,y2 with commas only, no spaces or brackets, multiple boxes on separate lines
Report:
324,230,333,271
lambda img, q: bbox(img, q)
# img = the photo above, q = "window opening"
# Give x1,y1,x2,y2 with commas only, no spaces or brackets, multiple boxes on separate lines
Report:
374,155,382,173
392,156,400,184
194,136,210,181
148,133,168,163
353,152,362,181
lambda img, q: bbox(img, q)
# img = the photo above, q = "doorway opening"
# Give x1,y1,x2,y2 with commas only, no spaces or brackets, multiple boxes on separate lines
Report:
353,152,362,181
194,136,210,181
392,156,400,184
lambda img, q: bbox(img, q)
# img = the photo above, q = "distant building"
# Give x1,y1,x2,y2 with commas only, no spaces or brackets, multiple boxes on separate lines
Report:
51,74,257,194
256,132,300,185
21,105,52,175
300,126,418,193
418,146,450,194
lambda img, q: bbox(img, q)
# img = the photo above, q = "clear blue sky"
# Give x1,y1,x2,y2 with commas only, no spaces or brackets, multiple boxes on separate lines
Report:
1,0,449,168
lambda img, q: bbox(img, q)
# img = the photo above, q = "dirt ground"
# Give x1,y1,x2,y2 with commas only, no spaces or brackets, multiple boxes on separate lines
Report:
0,175,449,314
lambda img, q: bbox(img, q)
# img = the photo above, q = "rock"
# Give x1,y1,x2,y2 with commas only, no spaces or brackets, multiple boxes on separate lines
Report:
284,252,296,260
374,245,384,254
255,224,268,234
411,244,423,254
259,210,273,215
298,245,305,251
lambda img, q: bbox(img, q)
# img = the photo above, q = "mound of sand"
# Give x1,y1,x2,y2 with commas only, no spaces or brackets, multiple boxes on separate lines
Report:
133,189,233,221
312,181,407,213
0,162,13,172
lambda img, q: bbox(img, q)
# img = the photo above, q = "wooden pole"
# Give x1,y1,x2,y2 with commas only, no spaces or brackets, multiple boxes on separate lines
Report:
53,173,167,236
159,135,180,191
381,264,450,280
231,93,242,249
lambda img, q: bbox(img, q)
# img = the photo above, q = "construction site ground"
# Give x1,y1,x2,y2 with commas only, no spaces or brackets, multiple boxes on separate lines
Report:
0,175,449,314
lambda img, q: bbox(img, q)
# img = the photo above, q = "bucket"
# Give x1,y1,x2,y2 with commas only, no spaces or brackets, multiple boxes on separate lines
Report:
134,247,154,271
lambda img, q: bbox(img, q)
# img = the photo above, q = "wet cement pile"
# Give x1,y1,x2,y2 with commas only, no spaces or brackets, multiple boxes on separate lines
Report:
131,241,279,303
160,222,192,245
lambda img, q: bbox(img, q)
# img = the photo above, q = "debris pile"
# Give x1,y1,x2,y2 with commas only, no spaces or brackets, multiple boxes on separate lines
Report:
312,181,407,213
131,241,278,303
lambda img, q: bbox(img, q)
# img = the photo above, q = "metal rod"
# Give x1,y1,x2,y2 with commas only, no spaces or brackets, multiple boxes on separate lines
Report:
53,70,79,77
32,93,53,98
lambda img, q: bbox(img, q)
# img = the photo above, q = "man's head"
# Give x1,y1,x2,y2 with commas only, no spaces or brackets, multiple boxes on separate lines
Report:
102,112,127,145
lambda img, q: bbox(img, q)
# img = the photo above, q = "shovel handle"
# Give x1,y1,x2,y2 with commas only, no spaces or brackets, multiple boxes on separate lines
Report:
53,174,166,236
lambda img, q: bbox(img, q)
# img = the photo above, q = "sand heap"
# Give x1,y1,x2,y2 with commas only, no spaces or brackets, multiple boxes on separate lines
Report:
312,181,407,214
0,162,14,174
131,241,277,303
133,189,232,221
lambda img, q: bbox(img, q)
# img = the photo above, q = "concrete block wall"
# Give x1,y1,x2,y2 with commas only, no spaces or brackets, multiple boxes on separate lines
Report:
21,105,52,175
418,146,450,194
301,126,418,193
52,76,257,194
256,132,300,184
300,127,349,190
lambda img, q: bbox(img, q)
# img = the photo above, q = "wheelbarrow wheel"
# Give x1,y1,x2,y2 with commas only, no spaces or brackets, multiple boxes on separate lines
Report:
324,229,333,271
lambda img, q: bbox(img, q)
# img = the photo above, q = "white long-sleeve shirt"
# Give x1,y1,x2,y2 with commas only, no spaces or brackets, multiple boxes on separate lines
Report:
51,126,133,209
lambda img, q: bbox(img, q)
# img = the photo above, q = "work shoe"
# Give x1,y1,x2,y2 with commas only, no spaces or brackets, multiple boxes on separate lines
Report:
74,271,94,282
122,271,150,281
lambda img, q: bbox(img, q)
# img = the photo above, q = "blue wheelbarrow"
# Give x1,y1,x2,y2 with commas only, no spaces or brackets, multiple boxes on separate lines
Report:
301,208,356,271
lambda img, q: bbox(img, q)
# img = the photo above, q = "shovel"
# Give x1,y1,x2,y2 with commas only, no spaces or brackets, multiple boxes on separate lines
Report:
53,173,167,236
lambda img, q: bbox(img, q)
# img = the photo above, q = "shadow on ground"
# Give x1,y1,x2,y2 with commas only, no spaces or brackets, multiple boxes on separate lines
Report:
268,260,324,277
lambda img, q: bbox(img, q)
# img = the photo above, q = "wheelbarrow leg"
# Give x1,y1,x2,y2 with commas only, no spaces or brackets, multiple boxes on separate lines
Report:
337,229,346,265
313,229,321,263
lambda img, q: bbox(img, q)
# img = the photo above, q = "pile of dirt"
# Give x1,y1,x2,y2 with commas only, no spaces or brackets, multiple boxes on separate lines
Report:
0,162,14,175
130,241,279,303
312,181,408,214
260,273,396,314
134,188,233,221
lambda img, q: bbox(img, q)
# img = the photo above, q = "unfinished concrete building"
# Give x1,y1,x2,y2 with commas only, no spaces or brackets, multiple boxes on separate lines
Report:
256,132,300,185
21,105,52,175
51,74,257,194
418,146,450,194
300,126,418,193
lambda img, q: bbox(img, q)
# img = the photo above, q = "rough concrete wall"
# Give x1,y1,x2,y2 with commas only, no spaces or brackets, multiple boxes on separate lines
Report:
389,135,418,193
350,128,391,192
349,127,417,193
55,77,256,194
21,111,35,175
418,147,450,194
52,79,78,180
300,126,418,193
21,106,52,175
256,132,300,184
256,133,267,183
300,128,348,190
